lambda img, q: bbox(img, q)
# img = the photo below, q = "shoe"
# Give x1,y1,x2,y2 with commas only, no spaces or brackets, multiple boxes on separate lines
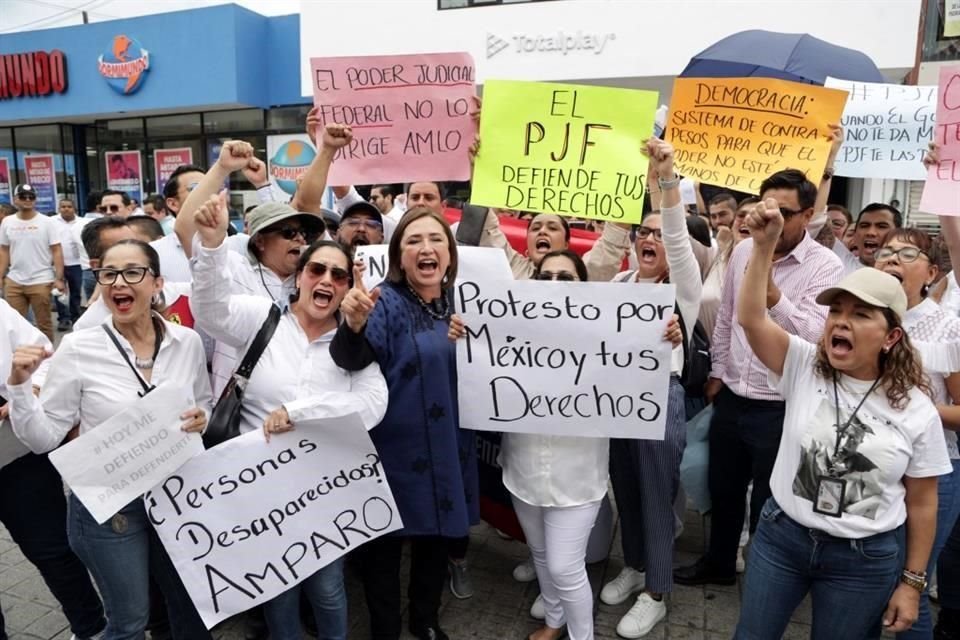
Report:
448,558,474,599
410,624,450,640
616,593,666,638
673,557,736,586
58,321,72,332
601,566,646,605
530,593,545,620
736,546,746,574
513,558,537,582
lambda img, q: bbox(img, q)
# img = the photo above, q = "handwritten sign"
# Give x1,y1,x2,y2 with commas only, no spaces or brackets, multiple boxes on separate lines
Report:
49,385,202,524
146,414,401,628
824,77,936,180
310,52,476,185
354,245,513,291
471,80,658,224
454,276,675,438
921,66,960,216
667,77,849,193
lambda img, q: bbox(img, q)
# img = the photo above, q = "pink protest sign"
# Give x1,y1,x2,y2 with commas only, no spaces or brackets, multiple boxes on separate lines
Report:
310,52,476,186
920,65,960,216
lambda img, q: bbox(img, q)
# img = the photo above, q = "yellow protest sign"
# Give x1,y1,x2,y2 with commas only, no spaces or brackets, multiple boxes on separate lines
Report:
666,77,849,193
471,80,658,224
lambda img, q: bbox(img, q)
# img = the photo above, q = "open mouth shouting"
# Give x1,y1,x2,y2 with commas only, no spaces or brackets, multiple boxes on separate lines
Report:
639,246,659,265
880,265,904,283
829,332,854,358
738,223,751,238
417,257,439,277
534,236,552,253
311,287,334,310
861,239,880,257
112,292,135,314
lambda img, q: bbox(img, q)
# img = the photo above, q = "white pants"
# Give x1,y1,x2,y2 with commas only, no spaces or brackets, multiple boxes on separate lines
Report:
512,494,602,640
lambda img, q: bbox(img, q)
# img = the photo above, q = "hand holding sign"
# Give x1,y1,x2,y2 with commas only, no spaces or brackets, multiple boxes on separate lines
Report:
216,140,254,173
341,262,381,333
180,408,207,434
262,406,292,443
8,345,52,386
925,142,942,169
194,191,229,249
321,124,353,151
448,314,466,341
747,198,785,250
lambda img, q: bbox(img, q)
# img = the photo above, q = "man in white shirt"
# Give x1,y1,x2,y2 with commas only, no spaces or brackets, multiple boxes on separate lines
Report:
369,184,405,223
50,198,87,331
99,189,135,218
832,203,902,275
143,194,174,236
0,184,65,342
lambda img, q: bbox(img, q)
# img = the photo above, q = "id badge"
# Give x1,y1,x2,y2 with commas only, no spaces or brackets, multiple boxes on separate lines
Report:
813,476,846,517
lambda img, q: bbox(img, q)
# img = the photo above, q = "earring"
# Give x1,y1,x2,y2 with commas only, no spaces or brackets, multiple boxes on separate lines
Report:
151,293,161,305
442,273,450,285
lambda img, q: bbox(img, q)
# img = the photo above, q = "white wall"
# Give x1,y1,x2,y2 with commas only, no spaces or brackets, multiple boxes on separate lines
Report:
300,0,921,95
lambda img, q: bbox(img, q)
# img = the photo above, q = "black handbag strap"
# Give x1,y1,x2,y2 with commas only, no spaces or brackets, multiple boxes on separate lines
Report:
102,323,157,397
234,304,282,382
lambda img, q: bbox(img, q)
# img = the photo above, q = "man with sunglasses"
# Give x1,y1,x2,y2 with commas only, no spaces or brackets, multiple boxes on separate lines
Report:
0,184,65,342
99,189,135,218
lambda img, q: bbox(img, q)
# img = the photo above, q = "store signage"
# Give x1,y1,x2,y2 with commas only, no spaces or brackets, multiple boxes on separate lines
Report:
0,50,68,99
486,30,616,59
98,35,150,95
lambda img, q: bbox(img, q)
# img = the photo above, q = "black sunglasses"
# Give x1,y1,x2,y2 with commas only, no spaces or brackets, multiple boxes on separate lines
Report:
779,206,808,218
16,193,36,201
303,261,350,285
270,226,320,242
535,271,577,282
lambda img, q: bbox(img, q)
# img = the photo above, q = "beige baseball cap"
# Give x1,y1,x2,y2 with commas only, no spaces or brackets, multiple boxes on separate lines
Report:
815,267,907,319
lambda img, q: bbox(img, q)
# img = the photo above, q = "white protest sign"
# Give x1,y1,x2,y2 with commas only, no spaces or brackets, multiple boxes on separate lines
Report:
48,385,201,524
145,414,402,629
454,277,675,439
353,245,513,291
825,77,937,179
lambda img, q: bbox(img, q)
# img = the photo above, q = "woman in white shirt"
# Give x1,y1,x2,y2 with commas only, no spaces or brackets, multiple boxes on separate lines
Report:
734,202,950,638
8,239,213,640
874,228,960,640
190,194,388,640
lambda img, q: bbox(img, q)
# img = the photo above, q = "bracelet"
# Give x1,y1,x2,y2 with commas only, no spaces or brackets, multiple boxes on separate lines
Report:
658,173,681,190
822,167,835,181
900,569,928,592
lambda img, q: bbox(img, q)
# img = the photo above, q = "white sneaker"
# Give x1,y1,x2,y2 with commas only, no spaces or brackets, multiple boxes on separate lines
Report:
616,593,666,639
513,558,537,583
600,566,646,605
530,593,546,620
736,546,746,573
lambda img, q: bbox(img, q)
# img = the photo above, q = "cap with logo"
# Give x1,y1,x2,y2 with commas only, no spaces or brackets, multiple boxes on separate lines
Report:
246,202,325,259
14,184,36,197
815,268,907,319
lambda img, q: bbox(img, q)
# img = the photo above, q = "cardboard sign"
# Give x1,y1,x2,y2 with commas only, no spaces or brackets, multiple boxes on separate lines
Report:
154,148,193,195
23,154,58,212
105,150,144,204
146,414,402,628
454,277,675,439
667,77,849,193
920,65,960,216
310,52,477,185
353,245,513,291
48,385,203,524
471,80,658,224
824,78,936,180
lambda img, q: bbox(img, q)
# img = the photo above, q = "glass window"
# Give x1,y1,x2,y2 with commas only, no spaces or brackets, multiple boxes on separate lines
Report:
267,105,312,133
14,124,65,213
145,140,203,195
146,113,201,138
203,109,264,134
0,128,14,203
97,118,145,147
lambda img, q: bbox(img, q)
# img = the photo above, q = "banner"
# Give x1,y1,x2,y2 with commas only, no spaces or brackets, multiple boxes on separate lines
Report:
48,385,203,524
105,150,144,204
825,78,936,180
471,80,658,224
454,277,675,438
946,0,960,38
920,65,960,216
0,157,9,205
267,134,316,197
310,52,477,185
154,148,193,195
146,414,402,628
23,154,58,212
667,77,849,194
353,245,512,291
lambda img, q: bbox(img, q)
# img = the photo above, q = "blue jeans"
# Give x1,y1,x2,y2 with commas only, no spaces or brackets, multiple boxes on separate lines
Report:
82,268,96,302
900,459,960,640
263,557,347,640
735,498,902,640
67,495,211,640
55,264,83,323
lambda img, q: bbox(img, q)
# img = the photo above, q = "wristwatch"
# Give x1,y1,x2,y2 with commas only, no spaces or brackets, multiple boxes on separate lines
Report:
823,167,835,181
658,173,681,190
901,569,928,592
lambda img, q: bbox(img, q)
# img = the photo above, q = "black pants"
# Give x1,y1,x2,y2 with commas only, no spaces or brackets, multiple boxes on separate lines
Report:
705,386,785,576
355,535,449,640
0,453,105,640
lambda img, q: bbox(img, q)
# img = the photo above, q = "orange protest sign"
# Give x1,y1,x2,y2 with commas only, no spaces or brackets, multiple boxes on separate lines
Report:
666,77,849,193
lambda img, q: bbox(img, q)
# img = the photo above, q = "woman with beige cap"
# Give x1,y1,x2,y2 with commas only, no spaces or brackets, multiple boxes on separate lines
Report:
731,200,951,639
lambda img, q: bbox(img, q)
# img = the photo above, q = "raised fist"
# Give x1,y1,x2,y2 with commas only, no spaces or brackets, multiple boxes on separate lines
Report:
321,124,353,150
746,198,784,249
216,140,254,173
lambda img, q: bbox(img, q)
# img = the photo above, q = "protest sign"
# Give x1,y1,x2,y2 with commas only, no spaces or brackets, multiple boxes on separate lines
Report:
23,154,57,212
667,77,849,194
48,385,202,524
454,276,675,439
105,150,144,204
353,245,512,291
471,80,658,225
0,158,10,205
824,77,936,180
145,414,401,628
947,0,960,38
154,147,193,195
920,65,960,216
310,52,476,185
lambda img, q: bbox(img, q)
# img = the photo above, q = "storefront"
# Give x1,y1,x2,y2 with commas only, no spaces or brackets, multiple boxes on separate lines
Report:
0,4,310,212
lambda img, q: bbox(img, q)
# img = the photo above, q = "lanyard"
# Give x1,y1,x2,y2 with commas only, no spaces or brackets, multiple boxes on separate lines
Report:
102,319,162,397
831,371,881,459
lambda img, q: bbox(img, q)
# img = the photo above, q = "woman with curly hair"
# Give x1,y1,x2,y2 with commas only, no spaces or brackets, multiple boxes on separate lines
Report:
732,200,951,639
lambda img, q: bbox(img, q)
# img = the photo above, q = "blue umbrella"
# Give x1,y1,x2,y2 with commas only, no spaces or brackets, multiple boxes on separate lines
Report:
680,29,884,85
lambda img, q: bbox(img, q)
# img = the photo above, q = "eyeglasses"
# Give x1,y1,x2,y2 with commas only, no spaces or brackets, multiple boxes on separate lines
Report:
268,226,319,242
830,218,848,228
99,204,123,214
535,271,577,281
92,266,154,286
16,193,36,201
635,226,663,242
303,261,350,285
874,246,929,264
342,218,383,230
779,206,807,218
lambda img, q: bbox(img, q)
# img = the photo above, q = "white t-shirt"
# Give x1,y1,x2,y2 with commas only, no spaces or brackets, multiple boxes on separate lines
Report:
51,216,87,267
0,214,59,285
769,335,952,538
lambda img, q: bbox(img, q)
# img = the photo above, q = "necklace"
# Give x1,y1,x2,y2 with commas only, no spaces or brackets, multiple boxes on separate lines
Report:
132,317,164,369
406,283,451,320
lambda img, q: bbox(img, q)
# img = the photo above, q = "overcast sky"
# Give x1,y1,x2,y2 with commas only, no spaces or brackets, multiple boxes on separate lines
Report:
0,0,301,33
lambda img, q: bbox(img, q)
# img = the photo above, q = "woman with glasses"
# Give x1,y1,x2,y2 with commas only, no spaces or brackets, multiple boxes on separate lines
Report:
189,193,388,640
8,239,213,640
874,229,960,640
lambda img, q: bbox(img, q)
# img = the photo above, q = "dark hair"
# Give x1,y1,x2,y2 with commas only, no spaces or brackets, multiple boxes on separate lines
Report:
100,240,166,323
858,203,903,229
373,184,396,199
82,216,129,260
0,203,15,217
758,169,817,211
534,249,588,282
387,206,458,286
126,215,165,242
58,197,75,206
404,181,446,200
101,189,131,207
143,194,166,214
162,164,205,201
738,196,761,209
827,204,852,224
708,192,737,210
85,190,102,214
883,227,939,297
290,240,354,304
527,212,571,242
